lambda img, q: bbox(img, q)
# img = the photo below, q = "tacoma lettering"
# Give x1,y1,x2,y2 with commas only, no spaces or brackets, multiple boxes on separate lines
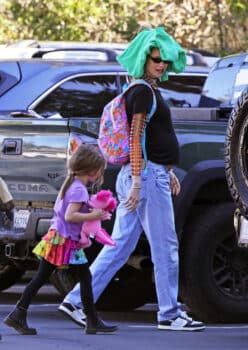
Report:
9,184,49,193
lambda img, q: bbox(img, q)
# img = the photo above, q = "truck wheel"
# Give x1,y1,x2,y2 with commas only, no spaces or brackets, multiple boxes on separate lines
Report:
50,264,152,311
0,262,25,291
225,87,248,213
180,202,248,323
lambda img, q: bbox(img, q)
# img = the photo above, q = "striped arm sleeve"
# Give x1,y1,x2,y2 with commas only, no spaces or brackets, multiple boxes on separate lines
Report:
129,113,146,176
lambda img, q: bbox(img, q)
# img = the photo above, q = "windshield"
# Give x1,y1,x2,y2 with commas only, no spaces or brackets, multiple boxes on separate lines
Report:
233,65,248,103
198,54,248,107
199,66,238,107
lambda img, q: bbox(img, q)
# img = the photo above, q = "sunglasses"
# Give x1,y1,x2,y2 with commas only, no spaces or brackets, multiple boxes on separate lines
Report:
149,55,171,64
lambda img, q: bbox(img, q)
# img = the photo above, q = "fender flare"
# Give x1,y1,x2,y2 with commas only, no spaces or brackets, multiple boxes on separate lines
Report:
174,160,226,237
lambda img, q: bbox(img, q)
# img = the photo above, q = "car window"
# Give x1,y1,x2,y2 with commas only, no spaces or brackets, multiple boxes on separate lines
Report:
119,73,206,108
34,75,118,118
199,65,239,107
0,62,21,96
233,65,248,103
217,55,242,68
158,74,207,107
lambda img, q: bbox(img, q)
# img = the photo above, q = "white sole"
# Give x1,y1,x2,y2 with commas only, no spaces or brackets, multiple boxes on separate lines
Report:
158,325,206,331
58,305,86,327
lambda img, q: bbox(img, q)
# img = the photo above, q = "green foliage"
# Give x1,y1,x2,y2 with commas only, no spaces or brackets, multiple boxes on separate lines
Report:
0,0,141,42
227,0,247,14
0,0,247,55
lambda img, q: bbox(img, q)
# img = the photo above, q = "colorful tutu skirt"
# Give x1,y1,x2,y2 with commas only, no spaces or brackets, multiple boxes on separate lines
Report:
33,229,88,268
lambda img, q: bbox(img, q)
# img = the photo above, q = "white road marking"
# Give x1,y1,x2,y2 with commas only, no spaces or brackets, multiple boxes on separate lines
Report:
129,324,248,329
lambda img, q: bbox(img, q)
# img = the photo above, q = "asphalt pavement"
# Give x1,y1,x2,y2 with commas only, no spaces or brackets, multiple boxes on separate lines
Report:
1,282,248,350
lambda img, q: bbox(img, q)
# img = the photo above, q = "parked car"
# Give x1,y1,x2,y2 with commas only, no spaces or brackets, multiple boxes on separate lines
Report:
2,40,209,67
0,47,119,62
199,52,248,108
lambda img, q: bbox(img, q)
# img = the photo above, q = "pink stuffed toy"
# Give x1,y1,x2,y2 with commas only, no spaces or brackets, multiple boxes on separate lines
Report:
80,190,117,248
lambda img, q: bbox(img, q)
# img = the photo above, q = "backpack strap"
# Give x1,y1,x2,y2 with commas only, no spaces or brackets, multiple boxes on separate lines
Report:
123,79,157,174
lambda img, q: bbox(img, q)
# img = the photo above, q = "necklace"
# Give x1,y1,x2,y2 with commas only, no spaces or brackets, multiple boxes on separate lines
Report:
141,74,158,89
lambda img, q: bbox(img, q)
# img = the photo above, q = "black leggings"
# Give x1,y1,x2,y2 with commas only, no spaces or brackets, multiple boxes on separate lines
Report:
19,259,94,314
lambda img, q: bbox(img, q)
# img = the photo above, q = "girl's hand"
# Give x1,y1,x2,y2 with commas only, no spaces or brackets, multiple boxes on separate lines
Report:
124,186,141,211
169,170,180,196
102,211,111,220
90,208,107,220
65,203,107,223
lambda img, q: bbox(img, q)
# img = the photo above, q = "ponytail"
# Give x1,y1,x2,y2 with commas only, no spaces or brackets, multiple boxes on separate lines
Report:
59,173,74,199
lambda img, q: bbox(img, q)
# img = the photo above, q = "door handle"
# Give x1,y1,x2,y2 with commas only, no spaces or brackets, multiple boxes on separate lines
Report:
2,138,22,155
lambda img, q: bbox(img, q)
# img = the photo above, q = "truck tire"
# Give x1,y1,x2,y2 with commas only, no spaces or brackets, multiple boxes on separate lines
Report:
50,264,152,311
0,262,25,291
225,87,248,214
180,202,248,323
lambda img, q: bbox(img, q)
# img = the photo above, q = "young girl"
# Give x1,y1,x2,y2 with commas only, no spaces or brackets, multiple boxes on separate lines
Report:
3,144,117,335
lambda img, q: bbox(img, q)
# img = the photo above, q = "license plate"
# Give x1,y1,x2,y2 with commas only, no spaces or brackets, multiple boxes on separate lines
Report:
14,209,30,229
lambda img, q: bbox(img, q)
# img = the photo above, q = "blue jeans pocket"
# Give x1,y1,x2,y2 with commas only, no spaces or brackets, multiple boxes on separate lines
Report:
154,168,170,191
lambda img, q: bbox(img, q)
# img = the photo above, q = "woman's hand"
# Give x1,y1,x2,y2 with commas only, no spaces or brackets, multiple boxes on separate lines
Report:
124,185,141,211
169,170,180,196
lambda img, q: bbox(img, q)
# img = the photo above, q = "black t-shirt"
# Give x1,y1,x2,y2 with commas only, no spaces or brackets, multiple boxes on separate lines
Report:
125,85,179,165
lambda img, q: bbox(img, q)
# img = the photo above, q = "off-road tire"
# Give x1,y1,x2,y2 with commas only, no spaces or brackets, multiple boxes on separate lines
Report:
225,87,248,214
180,202,248,323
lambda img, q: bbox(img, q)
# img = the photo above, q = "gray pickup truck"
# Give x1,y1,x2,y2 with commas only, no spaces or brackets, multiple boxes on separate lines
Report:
0,54,247,323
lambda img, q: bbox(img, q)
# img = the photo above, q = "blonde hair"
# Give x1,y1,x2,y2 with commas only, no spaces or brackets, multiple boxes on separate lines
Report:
60,144,106,199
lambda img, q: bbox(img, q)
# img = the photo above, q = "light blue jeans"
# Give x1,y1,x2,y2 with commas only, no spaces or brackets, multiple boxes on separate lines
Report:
64,161,181,321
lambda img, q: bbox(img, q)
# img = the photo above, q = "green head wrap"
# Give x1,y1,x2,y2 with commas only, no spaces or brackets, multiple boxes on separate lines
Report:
117,27,186,81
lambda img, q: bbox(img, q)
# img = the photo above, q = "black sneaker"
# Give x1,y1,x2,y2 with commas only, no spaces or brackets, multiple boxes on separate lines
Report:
158,312,205,331
58,302,86,327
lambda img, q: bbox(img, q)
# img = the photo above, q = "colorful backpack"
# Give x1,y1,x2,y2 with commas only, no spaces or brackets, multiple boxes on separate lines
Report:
97,79,157,167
